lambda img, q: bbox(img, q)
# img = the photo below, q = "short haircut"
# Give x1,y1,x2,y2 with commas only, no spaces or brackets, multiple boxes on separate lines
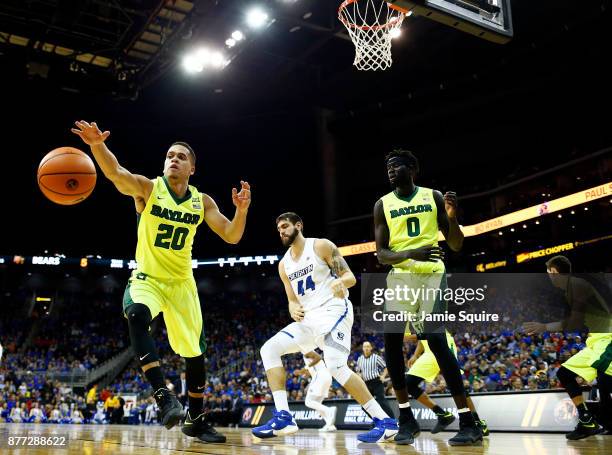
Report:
171,141,196,164
385,148,419,173
276,212,303,226
546,255,572,274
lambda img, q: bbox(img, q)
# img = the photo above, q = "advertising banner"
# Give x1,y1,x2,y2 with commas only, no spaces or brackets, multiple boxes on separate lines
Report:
240,391,580,432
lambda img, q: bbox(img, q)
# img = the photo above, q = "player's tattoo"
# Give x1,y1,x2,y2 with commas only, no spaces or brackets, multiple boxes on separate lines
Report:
330,247,350,277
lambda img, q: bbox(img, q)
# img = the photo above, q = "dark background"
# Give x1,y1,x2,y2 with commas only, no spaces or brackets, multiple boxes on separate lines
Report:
0,0,610,263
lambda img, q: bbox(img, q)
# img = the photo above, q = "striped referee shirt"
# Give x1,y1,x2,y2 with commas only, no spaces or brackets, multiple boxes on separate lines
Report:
356,353,386,382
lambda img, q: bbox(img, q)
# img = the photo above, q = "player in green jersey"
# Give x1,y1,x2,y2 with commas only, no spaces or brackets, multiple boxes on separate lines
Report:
72,121,251,443
524,255,611,439
373,149,482,446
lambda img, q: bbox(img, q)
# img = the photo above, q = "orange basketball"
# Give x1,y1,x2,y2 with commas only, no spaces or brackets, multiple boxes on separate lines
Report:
37,147,97,205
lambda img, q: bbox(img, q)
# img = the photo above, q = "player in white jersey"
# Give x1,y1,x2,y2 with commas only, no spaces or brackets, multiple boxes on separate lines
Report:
302,351,337,432
252,213,398,441
0,342,3,364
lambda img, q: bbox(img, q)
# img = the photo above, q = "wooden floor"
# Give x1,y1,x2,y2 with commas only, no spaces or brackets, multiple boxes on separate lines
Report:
1,424,609,454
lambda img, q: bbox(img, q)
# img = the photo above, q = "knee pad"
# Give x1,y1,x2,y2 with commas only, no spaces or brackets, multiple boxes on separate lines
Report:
185,354,206,392
125,303,159,364
260,334,294,371
405,374,424,399
384,332,407,390
557,366,582,398
328,364,352,386
126,303,152,330
323,345,352,386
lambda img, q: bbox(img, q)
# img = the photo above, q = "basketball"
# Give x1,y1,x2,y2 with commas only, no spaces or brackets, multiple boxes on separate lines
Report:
37,147,97,205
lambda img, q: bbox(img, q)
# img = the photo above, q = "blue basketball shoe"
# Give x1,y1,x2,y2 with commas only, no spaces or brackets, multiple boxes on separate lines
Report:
357,417,399,443
252,410,299,438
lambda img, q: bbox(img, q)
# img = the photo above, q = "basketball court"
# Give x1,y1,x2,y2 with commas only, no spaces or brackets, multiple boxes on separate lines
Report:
2,424,607,455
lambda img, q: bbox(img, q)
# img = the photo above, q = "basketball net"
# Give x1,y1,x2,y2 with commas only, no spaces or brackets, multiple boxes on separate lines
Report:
338,0,407,71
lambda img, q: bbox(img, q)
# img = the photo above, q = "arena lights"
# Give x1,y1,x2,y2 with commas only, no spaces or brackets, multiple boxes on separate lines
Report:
516,242,575,264
337,181,612,257
389,28,402,39
182,48,229,73
32,256,61,265
1,254,278,270
232,30,245,41
246,7,269,28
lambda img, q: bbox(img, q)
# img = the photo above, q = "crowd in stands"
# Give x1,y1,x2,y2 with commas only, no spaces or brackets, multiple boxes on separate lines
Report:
0,277,599,425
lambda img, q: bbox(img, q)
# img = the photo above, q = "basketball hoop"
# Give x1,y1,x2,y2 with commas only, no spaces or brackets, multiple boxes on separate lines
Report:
338,0,407,71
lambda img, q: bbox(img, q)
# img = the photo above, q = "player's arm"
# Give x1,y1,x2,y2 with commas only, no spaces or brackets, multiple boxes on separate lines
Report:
523,320,562,334
202,181,251,244
380,367,388,382
374,199,444,264
434,190,464,252
304,351,322,368
406,340,424,368
315,239,356,298
524,280,590,333
71,121,152,199
279,260,304,322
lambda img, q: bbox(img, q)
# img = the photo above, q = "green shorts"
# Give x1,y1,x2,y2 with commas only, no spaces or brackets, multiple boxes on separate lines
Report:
563,333,612,382
123,272,206,358
408,333,459,383
385,269,448,335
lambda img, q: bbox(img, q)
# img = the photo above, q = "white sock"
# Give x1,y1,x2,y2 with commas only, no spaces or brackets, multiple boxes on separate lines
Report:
458,408,470,413
398,402,411,408
363,397,389,420
272,390,290,412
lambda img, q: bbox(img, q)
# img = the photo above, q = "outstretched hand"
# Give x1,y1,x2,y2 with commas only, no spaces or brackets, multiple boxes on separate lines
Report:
71,121,110,146
232,180,251,211
523,322,546,335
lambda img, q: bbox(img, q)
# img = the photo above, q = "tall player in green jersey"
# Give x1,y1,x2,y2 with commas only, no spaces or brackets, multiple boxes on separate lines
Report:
373,149,482,446
72,121,251,443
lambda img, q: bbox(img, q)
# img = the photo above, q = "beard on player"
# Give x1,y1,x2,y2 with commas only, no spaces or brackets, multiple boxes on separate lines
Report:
280,227,299,247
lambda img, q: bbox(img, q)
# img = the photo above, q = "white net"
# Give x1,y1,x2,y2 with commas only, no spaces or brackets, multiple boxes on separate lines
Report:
338,0,406,71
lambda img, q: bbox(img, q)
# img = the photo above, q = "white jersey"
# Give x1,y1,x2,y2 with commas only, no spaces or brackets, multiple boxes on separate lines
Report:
282,238,339,313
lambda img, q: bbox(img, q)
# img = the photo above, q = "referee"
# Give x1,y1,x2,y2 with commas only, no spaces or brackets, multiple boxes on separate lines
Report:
355,341,395,418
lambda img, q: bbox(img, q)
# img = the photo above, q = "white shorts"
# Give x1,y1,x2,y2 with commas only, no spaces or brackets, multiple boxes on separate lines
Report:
279,298,354,355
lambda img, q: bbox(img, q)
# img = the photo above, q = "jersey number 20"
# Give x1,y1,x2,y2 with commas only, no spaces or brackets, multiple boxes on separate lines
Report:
155,223,189,250
297,276,316,296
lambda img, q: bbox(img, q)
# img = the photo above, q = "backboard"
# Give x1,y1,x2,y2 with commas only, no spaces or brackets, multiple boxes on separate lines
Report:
391,0,513,43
